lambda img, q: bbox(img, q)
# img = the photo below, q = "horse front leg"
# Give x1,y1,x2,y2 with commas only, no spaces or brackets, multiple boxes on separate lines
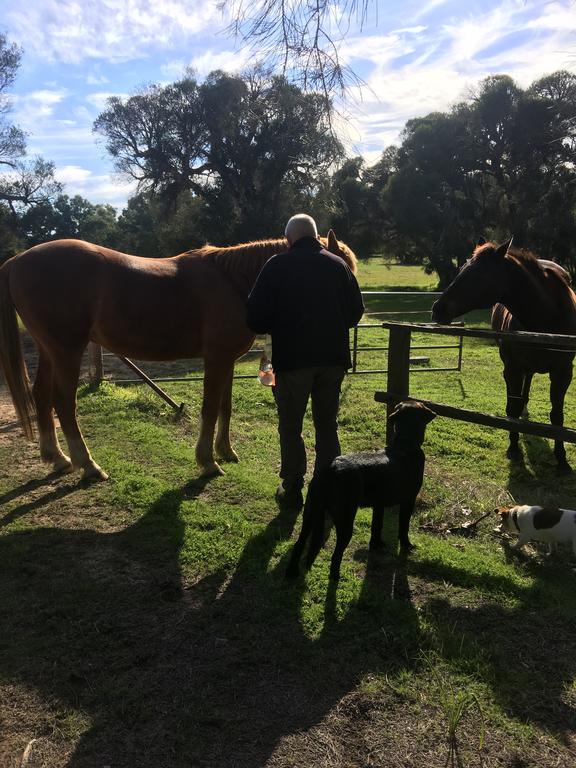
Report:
196,360,232,477
520,371,533,418
503,364,525,460
51,349,108,481
215,364,239,464
550,367,573,474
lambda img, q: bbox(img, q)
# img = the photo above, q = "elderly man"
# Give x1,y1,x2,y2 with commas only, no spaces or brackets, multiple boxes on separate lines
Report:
246,214,365,509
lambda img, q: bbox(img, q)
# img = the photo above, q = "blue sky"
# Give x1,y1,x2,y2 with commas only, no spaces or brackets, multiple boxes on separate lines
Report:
2,0,575,210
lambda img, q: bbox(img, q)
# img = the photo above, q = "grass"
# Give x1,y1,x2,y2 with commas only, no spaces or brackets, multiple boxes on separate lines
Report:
1,261,576,767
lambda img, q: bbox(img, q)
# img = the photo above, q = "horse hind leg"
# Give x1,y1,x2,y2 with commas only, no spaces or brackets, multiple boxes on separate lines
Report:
51,348,108,481
215,364,239,464
550,369,573,474
33,348,72,474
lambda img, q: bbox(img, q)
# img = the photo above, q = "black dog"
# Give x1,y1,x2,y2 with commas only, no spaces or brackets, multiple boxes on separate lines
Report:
286,400,436,581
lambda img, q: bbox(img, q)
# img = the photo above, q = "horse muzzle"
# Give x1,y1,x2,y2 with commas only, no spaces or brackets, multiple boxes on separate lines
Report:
431,299,452,325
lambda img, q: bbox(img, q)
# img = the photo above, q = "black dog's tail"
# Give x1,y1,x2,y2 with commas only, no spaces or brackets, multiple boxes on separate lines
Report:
286,472,328,579
304,475,327,568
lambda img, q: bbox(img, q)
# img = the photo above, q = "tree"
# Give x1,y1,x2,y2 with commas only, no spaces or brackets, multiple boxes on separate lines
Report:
94,69,343,242
0,33,61,242
0,34,25,168
327,156,383,256
375,71,576,286
17,194,119,248
115,191,208,256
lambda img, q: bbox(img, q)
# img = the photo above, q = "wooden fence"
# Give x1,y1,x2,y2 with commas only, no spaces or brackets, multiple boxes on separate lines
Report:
376,322,576,445
87,292,464,411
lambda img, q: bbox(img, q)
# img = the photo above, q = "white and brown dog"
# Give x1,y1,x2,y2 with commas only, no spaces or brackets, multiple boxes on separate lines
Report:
497,504,576,555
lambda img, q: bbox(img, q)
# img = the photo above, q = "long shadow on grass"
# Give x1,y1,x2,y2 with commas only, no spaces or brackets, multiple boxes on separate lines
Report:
405,550,576,743
0,477,424,768
4,471,575,767
0,477,86,526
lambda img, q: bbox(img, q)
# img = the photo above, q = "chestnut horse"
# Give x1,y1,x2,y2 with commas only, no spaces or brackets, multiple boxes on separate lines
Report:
0,231,357,480
432,239,576,473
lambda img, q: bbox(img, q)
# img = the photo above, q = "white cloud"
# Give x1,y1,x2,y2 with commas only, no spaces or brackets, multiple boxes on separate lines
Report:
340,0,576,158
413,0,455,22
85,92,130,110
160,46,257,81
54,165,138,207
187,47,254,77
4,0,222,64
85,73,110,86
55,165,92,185
11,89,68,126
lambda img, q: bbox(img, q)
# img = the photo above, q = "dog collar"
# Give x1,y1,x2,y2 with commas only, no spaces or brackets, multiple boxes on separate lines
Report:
511,509,520,531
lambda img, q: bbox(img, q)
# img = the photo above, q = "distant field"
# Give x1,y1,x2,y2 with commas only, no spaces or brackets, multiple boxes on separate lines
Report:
355,258,490,332
357,258,439,292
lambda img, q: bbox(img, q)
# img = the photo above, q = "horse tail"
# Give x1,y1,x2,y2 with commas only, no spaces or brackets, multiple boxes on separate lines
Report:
0,261,36,439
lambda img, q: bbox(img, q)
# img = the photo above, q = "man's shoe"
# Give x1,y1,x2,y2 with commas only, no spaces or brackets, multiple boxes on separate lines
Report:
275,480,304,510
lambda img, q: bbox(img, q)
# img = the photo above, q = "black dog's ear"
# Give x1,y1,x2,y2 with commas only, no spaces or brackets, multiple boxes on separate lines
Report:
423,408,436,423
418,403,436,423
388,403,404,424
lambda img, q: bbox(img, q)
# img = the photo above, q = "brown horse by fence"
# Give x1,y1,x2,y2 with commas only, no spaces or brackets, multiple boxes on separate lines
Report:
431,238,576,473
0,231,357,480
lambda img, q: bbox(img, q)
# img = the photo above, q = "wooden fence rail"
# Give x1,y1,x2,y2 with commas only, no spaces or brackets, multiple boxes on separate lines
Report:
377,322,576,444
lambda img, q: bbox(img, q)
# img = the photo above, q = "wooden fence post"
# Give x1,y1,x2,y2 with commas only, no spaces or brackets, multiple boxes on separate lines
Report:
386,325,411,443
89,343,104,384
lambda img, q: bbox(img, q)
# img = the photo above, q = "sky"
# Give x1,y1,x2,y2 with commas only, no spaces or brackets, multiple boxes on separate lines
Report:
2,0,575,211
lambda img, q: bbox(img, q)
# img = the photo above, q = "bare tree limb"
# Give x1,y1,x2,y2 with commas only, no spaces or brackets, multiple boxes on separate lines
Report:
219,0,373,103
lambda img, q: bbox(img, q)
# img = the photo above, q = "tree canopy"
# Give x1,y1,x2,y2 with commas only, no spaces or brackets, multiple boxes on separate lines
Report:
0,33,61,260
94,69,343,242
349,70,576,284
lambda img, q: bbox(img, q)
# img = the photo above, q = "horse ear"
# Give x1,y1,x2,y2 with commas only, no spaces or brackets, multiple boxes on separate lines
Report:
327,229,339,253
496,237,513,257
477,236,486,246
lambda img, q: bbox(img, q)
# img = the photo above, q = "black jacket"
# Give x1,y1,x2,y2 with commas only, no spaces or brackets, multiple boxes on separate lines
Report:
246,237,365,372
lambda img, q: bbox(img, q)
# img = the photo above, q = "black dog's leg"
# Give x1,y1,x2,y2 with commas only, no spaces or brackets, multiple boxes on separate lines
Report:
398,497,417,552
369,506,385,550
330,502,358,581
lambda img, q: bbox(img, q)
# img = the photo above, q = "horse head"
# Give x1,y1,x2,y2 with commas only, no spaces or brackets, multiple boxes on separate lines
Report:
431,238,513,324
322,230,358,274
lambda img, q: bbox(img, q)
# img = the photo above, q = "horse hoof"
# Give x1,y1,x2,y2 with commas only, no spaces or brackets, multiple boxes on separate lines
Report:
369,539,385,552
199,462,225,477
53,457,73,474
556,462,572,476
82,463,109,482
217,449,239,463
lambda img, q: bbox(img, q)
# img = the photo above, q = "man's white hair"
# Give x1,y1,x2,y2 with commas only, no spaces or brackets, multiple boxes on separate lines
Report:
285,214,318,243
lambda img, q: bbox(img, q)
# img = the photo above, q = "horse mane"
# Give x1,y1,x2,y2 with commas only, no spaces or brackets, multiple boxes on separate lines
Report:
193,235,358,277
193,238,283,277
473,241,572,289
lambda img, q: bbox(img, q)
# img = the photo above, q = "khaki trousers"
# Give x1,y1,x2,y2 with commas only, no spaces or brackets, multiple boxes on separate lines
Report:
273,366,346,486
